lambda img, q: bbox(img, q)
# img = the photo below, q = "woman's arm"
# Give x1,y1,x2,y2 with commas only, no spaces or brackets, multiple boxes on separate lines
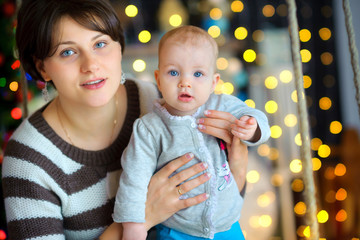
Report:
99,153,210,240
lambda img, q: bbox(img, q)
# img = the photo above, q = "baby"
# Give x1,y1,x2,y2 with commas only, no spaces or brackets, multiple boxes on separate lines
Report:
113,25,270,240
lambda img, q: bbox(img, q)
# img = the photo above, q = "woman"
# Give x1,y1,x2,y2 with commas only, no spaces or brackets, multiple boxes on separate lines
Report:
2,0,248,239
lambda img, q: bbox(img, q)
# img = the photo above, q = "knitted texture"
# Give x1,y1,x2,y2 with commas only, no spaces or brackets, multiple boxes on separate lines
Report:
2,80,158,240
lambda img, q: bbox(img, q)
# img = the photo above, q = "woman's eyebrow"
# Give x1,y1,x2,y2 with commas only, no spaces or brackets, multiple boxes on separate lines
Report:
54,34,105,48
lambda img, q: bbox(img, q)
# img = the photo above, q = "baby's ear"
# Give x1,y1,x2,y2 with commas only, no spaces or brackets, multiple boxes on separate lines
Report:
211,73,220,92
154,69,161,91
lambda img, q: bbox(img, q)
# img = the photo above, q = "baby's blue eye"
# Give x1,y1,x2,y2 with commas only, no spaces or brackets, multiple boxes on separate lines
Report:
170,70,179,76
95,42,106,48
194,72,203,77
61,50,74,57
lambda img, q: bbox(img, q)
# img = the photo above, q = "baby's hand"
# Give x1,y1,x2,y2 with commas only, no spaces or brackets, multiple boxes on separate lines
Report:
122,222,147,240
231,115,259,142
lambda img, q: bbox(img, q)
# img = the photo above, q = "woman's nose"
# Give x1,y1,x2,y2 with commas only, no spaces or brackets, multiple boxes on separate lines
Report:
80,53,99,73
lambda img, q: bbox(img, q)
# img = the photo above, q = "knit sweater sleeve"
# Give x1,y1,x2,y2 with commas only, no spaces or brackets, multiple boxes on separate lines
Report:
2,121,65,240
113,117,158,223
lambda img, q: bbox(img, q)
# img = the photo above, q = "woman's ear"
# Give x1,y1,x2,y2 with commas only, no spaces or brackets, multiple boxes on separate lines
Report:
34,58,51,82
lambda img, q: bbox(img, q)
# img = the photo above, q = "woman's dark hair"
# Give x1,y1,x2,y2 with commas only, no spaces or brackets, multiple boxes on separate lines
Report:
16,0,125,82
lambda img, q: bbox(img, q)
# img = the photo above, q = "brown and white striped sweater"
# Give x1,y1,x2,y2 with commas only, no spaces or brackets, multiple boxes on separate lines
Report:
2,79,159,240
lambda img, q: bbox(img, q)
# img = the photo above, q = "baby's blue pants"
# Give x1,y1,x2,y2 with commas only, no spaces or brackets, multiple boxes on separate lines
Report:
156,221,245,240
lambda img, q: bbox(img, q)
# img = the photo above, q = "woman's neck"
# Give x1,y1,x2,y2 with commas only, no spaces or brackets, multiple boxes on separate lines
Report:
44,86,127,150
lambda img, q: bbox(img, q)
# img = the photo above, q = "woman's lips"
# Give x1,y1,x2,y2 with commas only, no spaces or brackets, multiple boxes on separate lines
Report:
81,78,106,89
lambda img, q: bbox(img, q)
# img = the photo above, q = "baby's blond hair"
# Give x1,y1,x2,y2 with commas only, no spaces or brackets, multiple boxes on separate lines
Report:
158,25,219,61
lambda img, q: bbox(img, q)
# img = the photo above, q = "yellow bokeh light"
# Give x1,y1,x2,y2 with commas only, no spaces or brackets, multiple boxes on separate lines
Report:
312,157,322,171
291,90,304,103
311,138,322,151
295,133,302,146
249,216,260,228
334,163,346,176
244,99,255,108
264,76,278,89
208,25,221,38
169,14,182,27
268,148,279,161
335,188,347,201
319,97,332,110
300,49,312,63
252,30,265,42
234,27,248,40
247,170,260,183
270,125,282,138
271,174,283,187
336,209,347,222
243,49,256,62
259,215,272,227
318,144,331,158
265,100,278,114
9,81,19,92
231,0,244,13
214,79,224,94
330,121,342,134
257,194,271,207
303,75,312,88
321,52,333,65
299,29,311,42
290,159,302,173
319,27,331,41
292,179,304,192
257,144,270,157
297,225,307,237
138,30,151,43
317,210,329,223
133,59,146,72
262,4,275,17
125,5,138,17
279,70,292,83
216,57,228,70
303,226,311,238
210,8,222,20
284,114,297,127
294,201,306,215
222,82,234,95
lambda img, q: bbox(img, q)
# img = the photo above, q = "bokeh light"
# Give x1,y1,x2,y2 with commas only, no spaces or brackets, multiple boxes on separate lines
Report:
234,27,248,40
265,100,278,114
133,59,146,72
299,29,311,42
264,76,278,89
169,14,182,27
125,5,138,17
138,30,151,43
290,159,302,173
208,25,221,38
243,49,256,62
300,49,312,63
231,0,244,13
270,125,282,138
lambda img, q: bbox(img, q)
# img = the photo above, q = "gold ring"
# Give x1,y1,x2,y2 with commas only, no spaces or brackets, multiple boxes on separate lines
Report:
177,186,183,196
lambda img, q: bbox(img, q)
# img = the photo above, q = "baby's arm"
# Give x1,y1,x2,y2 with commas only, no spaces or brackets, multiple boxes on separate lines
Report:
122,222,147,240
231,115,261,142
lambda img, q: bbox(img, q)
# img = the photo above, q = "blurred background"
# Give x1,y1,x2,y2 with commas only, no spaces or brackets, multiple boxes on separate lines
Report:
1,0,360,239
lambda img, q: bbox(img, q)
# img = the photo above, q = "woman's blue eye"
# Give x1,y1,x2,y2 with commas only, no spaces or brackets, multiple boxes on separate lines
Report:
194,72,203,77
170,70,179,76
95,42,106,48
61,50,74,57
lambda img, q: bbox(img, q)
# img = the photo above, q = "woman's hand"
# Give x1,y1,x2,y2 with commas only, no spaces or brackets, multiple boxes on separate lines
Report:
99,153,210,240
144,152,210,230
197,110,249,192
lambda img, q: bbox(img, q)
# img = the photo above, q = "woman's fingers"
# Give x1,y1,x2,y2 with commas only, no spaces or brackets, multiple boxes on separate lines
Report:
170,161,209,186
176,193,209,210
176,172,211,195
155,152,194,179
